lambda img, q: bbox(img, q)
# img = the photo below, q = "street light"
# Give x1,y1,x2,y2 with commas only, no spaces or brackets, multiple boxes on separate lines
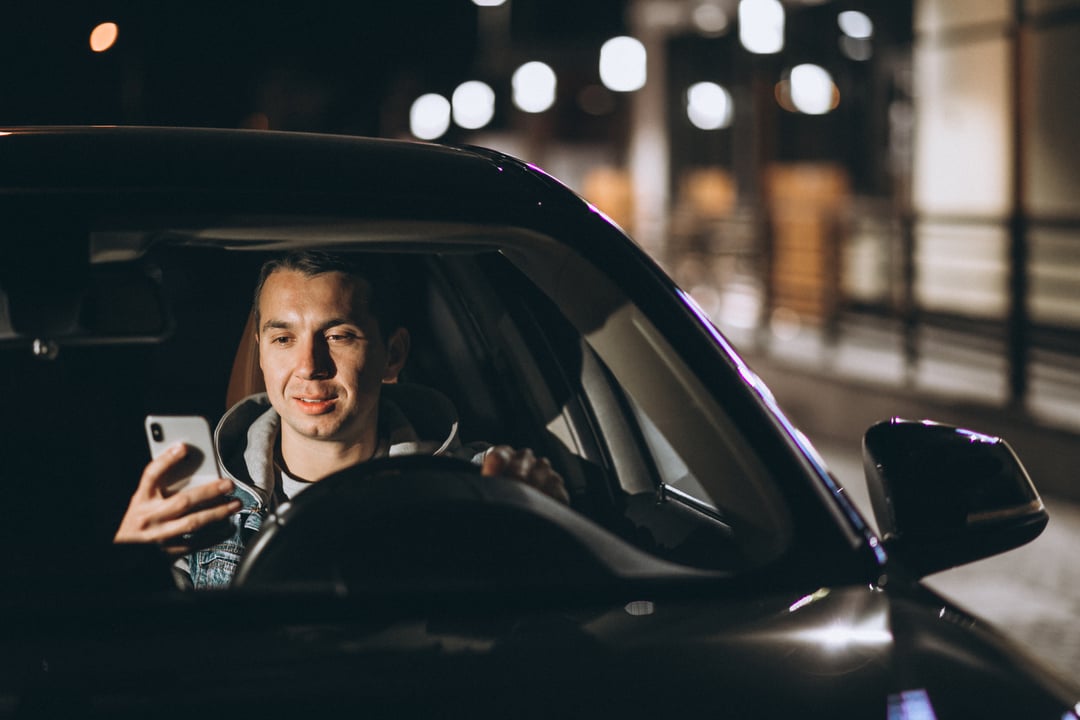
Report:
738,0,784,54
512,61,557,113
452,81,496,130
789,64,836,115
687,82,734,130
89,22,119,53
838,11,873,39
599,36,647,92
410,93,452,140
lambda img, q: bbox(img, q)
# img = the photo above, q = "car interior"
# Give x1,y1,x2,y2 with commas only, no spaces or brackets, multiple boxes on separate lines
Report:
0,217,798,591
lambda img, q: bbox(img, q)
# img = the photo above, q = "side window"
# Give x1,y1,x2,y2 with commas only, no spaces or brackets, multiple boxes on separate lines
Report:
503,243,794,571
629,398,713,505
581,352,749,571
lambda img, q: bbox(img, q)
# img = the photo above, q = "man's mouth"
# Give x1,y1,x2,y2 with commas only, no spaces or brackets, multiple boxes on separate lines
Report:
293,395,337,414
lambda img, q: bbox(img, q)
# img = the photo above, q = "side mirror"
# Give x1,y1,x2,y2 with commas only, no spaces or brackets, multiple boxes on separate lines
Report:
863,418,1047,578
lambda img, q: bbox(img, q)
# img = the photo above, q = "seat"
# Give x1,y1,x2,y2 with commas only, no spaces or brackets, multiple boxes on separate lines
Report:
226,310,264,409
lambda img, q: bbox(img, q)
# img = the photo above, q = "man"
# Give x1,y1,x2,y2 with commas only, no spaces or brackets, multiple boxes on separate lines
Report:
114,250,568,588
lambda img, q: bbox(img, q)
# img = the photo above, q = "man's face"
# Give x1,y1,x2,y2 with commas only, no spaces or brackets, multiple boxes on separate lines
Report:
256,269,403,447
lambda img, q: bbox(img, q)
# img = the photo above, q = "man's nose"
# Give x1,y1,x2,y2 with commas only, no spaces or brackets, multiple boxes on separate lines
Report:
296,335,333,379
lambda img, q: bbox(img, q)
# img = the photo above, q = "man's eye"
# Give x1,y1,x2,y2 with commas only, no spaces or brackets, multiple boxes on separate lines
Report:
326,333,357,343
269,336,292,345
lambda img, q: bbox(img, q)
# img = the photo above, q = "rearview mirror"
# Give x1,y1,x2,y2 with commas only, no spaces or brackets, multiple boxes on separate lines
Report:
863,418,1047,578
0,260,171,349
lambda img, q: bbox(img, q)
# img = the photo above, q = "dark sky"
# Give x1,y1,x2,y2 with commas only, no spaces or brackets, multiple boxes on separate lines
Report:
0,1,629,133
0,0,910,153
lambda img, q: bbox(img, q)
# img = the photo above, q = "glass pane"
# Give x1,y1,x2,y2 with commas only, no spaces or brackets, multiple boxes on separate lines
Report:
1025,22,1080,216
915,0,1010,33
914,221,1008,317
913,36,1012,216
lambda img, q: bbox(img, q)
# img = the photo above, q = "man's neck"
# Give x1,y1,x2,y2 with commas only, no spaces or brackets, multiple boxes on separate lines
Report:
278,430,378,483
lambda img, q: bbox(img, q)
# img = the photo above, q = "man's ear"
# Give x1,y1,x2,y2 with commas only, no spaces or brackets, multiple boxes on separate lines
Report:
383,327,410,382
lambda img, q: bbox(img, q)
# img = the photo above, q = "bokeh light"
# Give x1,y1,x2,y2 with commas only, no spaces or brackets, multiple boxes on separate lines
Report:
410,93,451,140
686,82,734,130
738,0,784,54
512,61,557,113
838,11,874,39
692,1,729,36
89,22,119,53
840,35,873,61
599,36,647,92
789,64,837,115
452,81,496,130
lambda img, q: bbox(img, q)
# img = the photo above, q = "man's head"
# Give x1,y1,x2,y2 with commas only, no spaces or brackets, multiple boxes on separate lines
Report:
253,250,410,456
252,251,404,344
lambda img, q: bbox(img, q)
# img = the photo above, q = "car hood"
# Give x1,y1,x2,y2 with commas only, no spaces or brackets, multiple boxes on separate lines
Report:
3,582,1076,719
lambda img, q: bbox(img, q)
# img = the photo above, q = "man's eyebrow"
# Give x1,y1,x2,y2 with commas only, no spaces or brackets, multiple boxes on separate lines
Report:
260,319,292,334
259,318,365,334
320,319,368,336
320,318,360,329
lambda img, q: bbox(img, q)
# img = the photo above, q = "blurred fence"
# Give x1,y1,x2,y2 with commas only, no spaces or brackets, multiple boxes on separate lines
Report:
662,163,1080,436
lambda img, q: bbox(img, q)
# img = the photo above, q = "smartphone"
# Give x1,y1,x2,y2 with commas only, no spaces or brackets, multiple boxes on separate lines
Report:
145,415,223,495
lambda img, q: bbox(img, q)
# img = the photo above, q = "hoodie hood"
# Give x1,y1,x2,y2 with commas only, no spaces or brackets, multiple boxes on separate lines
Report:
213,383,477,507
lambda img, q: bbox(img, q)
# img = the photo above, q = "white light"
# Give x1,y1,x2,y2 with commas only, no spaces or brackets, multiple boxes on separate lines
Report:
796,616,893,650
452,81,496,130
512,61,557,113
624,600,655,616
686,81,733,130
838,10,873,39
692,2,729,35
409,93,451,140
790,64,835,115
472,0,506,5
599,36,647,92
738,0,785,54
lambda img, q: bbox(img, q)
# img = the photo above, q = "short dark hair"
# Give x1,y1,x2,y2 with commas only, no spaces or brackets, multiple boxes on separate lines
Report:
252,250,403,341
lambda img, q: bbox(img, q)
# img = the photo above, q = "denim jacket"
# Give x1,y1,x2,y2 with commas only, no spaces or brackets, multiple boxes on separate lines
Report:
179,384,487,590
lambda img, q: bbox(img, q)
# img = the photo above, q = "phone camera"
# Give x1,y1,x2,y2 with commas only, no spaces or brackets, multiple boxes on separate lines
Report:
150,423,164,442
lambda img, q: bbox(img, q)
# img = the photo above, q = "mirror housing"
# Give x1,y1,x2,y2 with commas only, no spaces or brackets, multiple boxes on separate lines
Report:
0,260,171,349
863,418,1047,578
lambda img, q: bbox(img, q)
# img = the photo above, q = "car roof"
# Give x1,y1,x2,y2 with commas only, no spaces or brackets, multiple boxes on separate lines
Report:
0,126,580,227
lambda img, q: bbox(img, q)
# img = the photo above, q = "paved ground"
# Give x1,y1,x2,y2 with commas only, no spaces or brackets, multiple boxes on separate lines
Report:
815,437,1080,683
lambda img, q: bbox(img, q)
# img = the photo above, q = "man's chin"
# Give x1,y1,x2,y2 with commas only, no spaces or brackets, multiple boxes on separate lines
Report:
283,415,345,440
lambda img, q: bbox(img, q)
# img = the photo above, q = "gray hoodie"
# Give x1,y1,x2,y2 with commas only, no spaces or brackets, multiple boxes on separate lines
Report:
180,383,487,590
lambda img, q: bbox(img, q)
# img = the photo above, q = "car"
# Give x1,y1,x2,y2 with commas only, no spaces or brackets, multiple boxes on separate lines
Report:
0,125,1076,719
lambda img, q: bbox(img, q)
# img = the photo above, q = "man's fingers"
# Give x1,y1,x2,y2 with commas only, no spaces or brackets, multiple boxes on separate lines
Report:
526,457,570,504
141,479,235,526
481,445,513,476
152,497,243,544
135,443,188,497
482,446,569,504
115,467,240,548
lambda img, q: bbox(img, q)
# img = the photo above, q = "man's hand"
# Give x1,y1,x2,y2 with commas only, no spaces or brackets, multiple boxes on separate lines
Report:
113,443,242,556
481,446,570,505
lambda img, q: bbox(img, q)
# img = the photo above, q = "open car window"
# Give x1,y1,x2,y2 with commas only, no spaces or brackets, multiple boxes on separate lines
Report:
2,216,798,590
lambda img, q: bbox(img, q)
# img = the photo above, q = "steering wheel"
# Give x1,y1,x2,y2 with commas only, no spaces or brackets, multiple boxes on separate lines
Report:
231,455,623,592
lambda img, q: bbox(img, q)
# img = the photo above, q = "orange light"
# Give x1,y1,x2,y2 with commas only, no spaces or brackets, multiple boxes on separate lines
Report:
89,22,119,53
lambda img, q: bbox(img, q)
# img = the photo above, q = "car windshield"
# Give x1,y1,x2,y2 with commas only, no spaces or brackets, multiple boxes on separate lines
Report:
0,212,840,595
